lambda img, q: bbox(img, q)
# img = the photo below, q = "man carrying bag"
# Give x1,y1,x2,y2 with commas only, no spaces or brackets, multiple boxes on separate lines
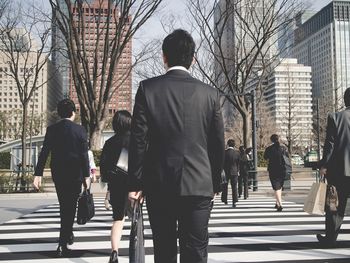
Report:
316,88,350,247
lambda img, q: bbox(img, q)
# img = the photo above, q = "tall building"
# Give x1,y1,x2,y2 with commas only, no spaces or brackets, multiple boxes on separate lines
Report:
52,0,132,115
214,0,277,127
292,0,350,111
0,32,63,140
263,58,313,148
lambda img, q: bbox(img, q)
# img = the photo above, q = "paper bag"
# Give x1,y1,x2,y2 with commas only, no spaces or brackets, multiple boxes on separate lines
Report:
303,182,327,215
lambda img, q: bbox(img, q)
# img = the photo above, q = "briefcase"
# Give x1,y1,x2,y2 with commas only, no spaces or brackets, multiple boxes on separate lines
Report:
129,200,145,263
77,189,95,225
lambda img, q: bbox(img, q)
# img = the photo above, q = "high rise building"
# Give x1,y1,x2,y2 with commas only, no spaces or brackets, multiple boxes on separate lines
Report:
52,0,132,115
0,32,63,140
214,0,278,127
292,0,350,111
262,58,313,148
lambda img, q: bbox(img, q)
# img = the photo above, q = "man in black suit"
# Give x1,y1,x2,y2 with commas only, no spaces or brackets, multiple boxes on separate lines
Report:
222,139,240,207
33,99,90,257
128,29,225,263
317,87,350,247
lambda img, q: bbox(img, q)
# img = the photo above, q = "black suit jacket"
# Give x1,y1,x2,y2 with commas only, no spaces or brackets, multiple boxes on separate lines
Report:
224,148,240,177
129,69,225,197
264,143,288,173
34,119,90,184
319,109,350,181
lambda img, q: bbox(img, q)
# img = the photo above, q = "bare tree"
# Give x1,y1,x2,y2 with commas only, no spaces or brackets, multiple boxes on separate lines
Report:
187,0,305,147
50,0,163,150
0,1,53,173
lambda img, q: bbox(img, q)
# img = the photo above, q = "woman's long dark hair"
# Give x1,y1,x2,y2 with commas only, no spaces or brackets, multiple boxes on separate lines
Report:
112,110,132,134
270,134,280,146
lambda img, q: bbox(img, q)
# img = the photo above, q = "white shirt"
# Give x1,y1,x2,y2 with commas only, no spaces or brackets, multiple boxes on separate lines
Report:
167,66,190,73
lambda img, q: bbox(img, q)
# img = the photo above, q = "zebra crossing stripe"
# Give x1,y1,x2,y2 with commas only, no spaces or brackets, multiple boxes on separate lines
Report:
1,196,350,262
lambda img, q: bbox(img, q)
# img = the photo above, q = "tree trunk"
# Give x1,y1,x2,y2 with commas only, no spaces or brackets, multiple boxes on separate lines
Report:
20,104,28,191
89,121,105,150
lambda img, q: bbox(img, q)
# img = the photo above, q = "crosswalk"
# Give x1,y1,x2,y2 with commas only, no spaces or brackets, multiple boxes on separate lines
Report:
1,196,350,262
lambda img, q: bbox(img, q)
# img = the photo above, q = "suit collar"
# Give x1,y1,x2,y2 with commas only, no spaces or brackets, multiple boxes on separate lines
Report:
165,69,192,78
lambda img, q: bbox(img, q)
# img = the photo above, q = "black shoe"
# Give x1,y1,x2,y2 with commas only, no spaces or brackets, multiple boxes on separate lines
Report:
232,203,236,208
56,244,71,257
109,250,119,263
276,206,283,212
68,233,74,245
274,203,278,209
316,234,336,248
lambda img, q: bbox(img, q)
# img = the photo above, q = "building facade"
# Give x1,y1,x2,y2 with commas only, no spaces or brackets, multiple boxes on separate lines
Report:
292,0,350,111
0,51,63,140
263,58,313,149
52,0,132,116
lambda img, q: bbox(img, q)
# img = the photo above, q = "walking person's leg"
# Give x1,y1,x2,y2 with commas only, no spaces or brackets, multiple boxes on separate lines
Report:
109,185,128,262
178,196,212,263
231,176,238,207
238,176,242,198
221,182,228,204
147,195,178,263
243,175,249,199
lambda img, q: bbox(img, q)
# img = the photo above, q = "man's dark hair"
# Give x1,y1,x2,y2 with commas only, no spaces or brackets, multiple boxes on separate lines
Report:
227,139,235,148
57,99,76,118
270,134,279,143
344,88,350,107
112,110,132,133
162,29,195,69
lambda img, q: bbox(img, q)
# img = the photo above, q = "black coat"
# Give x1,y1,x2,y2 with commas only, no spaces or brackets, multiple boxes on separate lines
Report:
100,132,130,181
34,119,90,184
224,148,240,178
319,109,350,181
264,143,288,174
128,69,225,197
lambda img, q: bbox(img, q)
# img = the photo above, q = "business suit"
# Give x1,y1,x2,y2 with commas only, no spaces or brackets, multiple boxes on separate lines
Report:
264,143,288,190
319,108,350,244
35,119,89,246
239,152,249,199
222,147,240,205
129,69,225,263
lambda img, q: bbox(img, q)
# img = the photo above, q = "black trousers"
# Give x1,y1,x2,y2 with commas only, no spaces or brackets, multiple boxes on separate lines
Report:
55,181,81,245
146,195,212,263
325,177,350,242
238,175,249,199
221,175,238,204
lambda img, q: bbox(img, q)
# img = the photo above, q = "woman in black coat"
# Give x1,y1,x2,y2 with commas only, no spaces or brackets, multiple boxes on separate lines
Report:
264,134,289,212
100,110,131,263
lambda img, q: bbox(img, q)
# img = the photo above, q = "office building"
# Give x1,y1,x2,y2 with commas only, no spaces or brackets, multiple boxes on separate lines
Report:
263,58,313,148
292,0,350,111
52,0,132,115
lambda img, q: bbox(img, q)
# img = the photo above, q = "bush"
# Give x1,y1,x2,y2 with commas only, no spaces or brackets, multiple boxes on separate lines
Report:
92,150,102,167
258,150,267,167
0,152,10,169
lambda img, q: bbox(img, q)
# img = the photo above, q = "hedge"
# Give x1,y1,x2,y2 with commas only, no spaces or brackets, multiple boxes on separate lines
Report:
0,152,10,169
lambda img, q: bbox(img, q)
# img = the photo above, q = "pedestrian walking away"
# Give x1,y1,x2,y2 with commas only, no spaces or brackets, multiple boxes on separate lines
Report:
128,29,225,263
100,110,132,263
317,87,350,248
238,146,249,199
33,99,90,257
264,134,290,212
221,139,240,207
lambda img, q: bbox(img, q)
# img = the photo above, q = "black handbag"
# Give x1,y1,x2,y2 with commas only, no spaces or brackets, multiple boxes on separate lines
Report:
129,200,145,263
77,188,95,225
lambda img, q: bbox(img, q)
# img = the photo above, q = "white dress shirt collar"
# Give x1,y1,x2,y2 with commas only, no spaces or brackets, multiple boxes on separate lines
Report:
167,66,190,73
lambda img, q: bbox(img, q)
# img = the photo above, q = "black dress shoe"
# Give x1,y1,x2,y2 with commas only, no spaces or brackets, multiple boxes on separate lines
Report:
274,203,278,209
276,206,283,212
316,234,336,248
109,250,119,263
68,233,74,245
56,244,71,257
232,203,236,208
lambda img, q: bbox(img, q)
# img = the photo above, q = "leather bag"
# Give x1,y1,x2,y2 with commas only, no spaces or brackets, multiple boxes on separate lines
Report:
326,185,339,212
77,188,95,225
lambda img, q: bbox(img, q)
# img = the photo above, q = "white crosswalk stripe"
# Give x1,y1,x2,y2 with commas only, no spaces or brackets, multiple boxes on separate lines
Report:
1,196,350,262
